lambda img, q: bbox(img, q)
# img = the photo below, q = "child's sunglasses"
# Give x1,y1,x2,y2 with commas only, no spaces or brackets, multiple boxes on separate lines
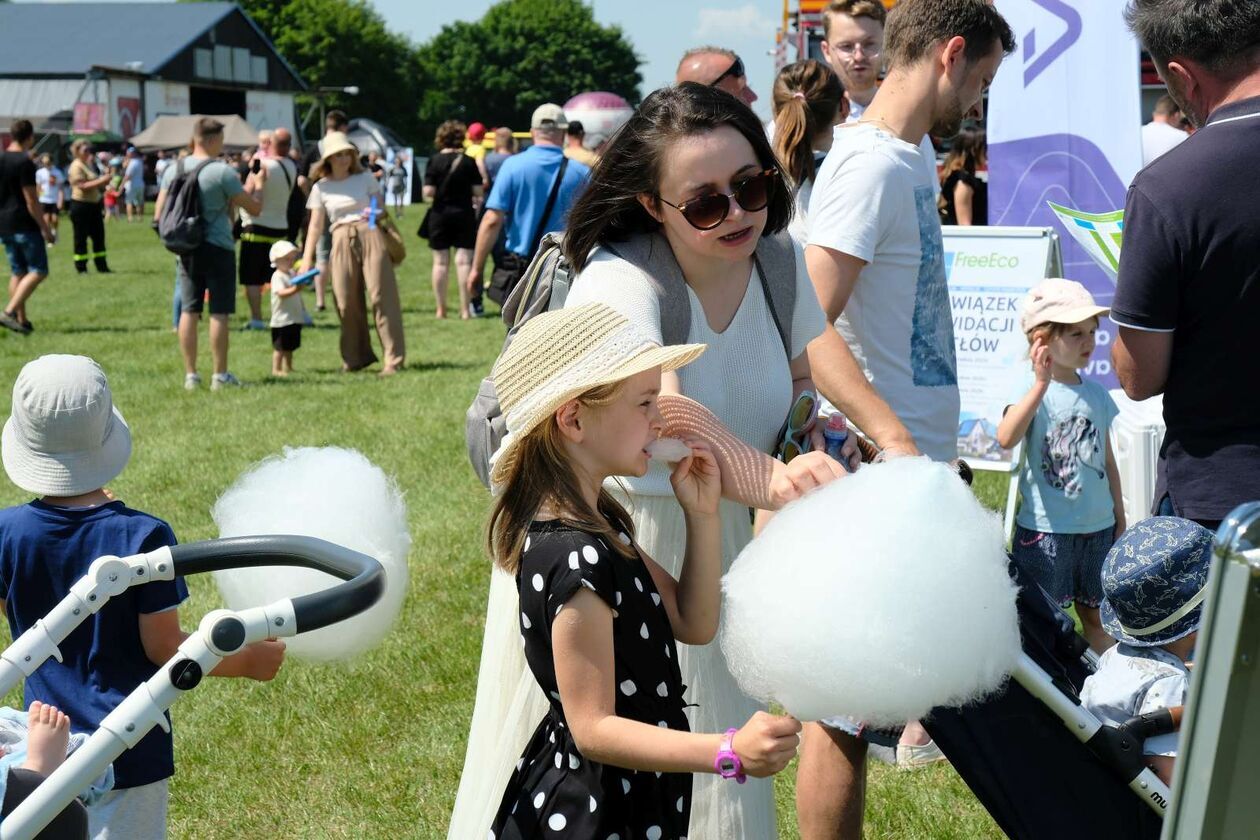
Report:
776,390,817,463
657,169,777,231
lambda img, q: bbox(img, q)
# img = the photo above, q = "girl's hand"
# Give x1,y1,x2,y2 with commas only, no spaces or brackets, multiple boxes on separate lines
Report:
769,451,847,509
731,711,802,778
1031,337,1053,385
670,439,721,517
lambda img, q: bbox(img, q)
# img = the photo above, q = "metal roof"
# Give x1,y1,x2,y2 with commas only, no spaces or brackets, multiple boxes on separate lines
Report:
0,3,301,87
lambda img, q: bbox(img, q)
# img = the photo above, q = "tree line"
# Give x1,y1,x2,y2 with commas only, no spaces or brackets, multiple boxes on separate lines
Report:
211,0,642,147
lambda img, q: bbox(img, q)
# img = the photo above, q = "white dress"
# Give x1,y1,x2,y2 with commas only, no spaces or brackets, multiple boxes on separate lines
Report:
447,242,826,838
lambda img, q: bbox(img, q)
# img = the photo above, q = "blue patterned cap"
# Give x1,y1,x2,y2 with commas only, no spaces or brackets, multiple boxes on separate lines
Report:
1099,517,1215,647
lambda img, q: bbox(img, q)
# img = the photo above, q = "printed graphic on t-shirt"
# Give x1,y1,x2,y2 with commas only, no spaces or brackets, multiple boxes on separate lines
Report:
1040,412,1105,499
910,185,957,387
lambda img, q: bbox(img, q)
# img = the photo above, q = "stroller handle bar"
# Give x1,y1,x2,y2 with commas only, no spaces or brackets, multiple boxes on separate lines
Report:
0,536,385,840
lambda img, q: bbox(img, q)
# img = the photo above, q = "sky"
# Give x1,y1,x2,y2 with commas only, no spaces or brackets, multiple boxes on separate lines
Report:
372,0,784,119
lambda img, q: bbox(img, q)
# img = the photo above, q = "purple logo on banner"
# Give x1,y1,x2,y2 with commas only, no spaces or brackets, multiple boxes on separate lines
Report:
1023,0,1082,87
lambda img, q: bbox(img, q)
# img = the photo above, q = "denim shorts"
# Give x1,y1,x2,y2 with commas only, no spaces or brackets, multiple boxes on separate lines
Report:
1011,526,1113,608
1,232,49,277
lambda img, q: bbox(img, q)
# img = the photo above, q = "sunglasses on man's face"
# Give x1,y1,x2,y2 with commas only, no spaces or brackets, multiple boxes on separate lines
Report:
712,56,746,86
658,169,776,231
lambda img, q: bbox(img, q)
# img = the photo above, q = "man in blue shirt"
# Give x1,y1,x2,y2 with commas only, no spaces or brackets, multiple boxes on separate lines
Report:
155,119,263,391
469,103,590,309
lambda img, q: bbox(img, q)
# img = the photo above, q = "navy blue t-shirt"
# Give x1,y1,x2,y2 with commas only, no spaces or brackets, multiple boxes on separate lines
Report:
1111,95,1260,522
0,500,188,788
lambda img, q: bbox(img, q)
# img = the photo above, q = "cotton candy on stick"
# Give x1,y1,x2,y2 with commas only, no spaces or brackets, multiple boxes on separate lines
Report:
211,447,411,662
720,457,1020,725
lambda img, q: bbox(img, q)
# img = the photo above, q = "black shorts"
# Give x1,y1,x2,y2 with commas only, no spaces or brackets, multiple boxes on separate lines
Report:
271,324,302,352
239,227,288,286
178,245,236,315
427,206,477,251
39,203,58,217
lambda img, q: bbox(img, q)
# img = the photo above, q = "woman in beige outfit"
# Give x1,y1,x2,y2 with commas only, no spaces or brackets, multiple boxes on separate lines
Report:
300,132,405,374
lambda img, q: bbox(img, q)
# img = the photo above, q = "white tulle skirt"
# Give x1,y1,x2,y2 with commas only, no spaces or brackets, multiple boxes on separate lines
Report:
446,493,774,839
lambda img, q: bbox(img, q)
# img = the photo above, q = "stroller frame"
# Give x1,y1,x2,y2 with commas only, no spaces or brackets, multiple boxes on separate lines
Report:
0,535,384,840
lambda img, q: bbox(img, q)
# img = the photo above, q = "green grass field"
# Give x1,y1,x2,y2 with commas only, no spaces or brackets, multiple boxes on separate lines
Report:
0,220,1007,837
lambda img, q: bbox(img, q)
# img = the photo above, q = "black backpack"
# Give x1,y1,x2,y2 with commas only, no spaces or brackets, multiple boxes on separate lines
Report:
158,157,215,255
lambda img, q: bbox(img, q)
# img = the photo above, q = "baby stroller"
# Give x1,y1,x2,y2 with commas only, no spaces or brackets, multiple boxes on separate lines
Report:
924,555,1175,839
0,535,385,840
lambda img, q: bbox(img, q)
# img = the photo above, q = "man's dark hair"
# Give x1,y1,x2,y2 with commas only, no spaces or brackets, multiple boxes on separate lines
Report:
886,0,1016,68
566,121,585,138
193,117,224,142
9,120,34,145
563,83,794,272
326,109,349,131
1125,0,1260,78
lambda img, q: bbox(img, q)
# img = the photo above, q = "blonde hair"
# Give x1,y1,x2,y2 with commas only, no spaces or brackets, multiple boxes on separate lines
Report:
487,381,637,574
772,60,845,187
822,0,887,38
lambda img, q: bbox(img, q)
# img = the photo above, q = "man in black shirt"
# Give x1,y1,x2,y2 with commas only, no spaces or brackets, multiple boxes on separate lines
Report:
0,120,53,334
1112,0,1260,528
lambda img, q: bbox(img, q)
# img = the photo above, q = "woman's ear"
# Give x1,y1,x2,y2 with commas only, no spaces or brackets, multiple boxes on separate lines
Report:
636,193,664,224
554,399,584,443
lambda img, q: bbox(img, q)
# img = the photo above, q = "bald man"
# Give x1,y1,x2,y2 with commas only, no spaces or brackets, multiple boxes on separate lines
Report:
238,127,299,326
676,46,758,105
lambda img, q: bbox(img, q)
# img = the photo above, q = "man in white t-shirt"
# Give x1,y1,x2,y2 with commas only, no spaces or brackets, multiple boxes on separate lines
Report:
1140,94,1188,165
799,1,1015,837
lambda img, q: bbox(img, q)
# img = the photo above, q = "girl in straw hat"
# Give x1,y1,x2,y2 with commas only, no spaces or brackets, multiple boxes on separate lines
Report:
486,302,801,838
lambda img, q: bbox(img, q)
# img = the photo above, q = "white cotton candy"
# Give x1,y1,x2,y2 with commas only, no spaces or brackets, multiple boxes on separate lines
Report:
720,457,1019,725
211,447,410,662
646,438,692,463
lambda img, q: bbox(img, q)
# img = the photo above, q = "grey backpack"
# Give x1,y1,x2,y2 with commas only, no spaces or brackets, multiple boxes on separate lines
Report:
157,157,215,255
465,229,799,488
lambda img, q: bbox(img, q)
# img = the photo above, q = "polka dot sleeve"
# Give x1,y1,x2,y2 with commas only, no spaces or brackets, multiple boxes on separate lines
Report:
520,527,618,626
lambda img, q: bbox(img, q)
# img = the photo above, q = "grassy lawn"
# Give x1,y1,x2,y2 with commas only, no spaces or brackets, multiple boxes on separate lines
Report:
0,220,1005,838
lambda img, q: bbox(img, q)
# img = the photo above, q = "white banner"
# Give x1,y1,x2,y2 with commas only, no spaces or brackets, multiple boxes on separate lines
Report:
988,0,1141,389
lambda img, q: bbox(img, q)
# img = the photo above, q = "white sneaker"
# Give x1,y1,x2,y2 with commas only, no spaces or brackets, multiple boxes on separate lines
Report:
210,372,242,391
183,373,201,391
244,319,267,331
896,738,947,769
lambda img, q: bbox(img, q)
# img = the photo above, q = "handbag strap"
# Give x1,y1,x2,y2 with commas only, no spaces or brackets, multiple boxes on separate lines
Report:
753,252,791,362
527,155,569,258
433,152,461,203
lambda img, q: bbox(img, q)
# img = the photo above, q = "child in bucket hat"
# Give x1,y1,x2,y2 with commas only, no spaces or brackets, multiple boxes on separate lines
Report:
484,303,802,837
0,355,285,835
1079,516,1215,785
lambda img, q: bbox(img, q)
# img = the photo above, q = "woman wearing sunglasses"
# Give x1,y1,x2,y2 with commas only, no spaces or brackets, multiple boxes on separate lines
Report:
450,83,856,839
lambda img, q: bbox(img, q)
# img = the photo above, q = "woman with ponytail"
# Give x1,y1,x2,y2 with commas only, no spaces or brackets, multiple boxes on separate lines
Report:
771,59,846,246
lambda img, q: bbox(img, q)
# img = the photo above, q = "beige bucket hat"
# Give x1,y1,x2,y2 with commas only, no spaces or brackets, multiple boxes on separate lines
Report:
1020,278,1110,333
319,131,359,162
488,302,706,486
2,355,132,496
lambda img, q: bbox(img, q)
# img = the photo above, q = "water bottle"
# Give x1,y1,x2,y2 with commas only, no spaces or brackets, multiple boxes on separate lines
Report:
823,413,850,471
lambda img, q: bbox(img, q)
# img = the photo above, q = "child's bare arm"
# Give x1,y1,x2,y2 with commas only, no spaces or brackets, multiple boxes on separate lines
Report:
553,589,800,777
996,338,1053,449
1106,436,1126,541
138,609,285,680
274,284,302,299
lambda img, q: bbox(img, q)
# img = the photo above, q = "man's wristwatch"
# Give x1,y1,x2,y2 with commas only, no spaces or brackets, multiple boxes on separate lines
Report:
714,728,746,783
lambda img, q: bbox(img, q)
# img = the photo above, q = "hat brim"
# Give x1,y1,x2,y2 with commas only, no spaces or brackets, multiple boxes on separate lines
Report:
320,142,359,163
2,407,131,497
488,341,706,486
1025,305,1111,332
1099,595,1201,648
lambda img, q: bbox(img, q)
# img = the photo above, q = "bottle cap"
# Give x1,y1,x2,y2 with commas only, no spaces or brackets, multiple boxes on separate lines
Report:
826,413,848,434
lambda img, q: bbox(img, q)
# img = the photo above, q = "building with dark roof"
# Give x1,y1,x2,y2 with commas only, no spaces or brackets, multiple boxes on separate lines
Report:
0,2,305,139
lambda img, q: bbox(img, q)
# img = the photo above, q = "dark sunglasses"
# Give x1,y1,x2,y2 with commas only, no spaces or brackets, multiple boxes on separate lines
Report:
712,56,746,86
658,169,776,231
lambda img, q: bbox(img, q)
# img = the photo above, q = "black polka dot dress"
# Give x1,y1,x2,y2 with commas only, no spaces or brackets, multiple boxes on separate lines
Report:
489,520,692,839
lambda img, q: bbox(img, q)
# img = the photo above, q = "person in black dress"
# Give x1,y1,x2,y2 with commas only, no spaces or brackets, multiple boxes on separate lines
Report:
482,303,802,839
422,121,484,319
938,127,988,227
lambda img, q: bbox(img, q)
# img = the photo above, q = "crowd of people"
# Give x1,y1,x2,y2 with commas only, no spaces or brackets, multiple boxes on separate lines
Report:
0,0,1257,836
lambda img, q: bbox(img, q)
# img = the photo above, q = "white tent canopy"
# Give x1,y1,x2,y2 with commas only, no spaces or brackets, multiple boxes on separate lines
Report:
129,114,259,152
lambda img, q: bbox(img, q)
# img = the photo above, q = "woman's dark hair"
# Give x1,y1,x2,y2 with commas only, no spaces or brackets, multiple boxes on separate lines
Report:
435,120,466,151
772,60,845,187
563,83,794,272
941,127,986,177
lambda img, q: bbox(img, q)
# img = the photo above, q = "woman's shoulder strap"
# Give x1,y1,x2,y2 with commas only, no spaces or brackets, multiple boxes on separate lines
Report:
601,231,691,347
753,231,797,360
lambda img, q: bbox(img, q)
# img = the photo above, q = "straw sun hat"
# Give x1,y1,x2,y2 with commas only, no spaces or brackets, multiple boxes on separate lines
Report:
2,355,132,497
319,131,359,162
488,302,706,486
